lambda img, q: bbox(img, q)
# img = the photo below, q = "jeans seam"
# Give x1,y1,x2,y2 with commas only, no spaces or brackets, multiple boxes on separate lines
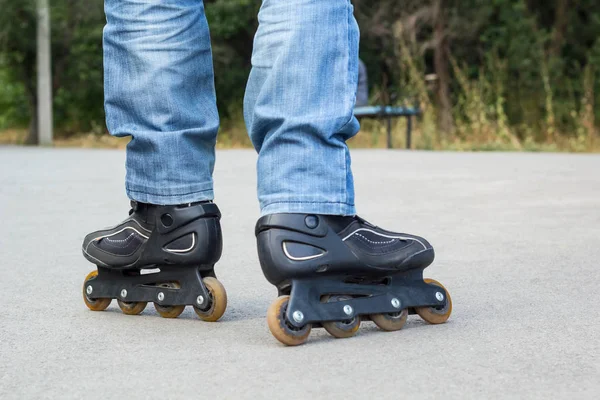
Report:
337,4,356,135
342,1,353,205
126,187,213,197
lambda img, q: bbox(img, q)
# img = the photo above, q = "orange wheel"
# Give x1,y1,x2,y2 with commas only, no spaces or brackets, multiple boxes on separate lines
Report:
266,296,311,346
154,303,185,318
194,277,228,322
117,300,147,315
371,309,408,331
82,270,111,311
321,295,361,339
153,282,185,318
415,278,452,324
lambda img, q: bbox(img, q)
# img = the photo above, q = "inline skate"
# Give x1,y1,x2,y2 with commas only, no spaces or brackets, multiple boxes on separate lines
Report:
256,214,452,345
81,201,227,321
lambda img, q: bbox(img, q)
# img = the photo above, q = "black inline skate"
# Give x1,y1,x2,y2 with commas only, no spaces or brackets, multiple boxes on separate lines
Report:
81,201,227,321
256,214,452,345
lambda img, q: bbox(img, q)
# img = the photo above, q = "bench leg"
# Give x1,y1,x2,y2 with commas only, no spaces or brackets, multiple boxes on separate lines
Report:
406,116,412,150
387,117,393,149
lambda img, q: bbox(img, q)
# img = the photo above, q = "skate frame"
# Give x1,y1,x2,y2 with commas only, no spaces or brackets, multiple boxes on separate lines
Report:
284,269,448,328
86,265,214,306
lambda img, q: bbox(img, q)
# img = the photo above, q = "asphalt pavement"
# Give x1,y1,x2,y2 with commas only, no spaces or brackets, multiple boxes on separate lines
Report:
0,147,598,399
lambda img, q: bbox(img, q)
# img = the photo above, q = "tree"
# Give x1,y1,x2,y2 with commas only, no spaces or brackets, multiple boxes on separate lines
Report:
1,0,599,149
0,0,104,143
431,0,453,133
0,0,39,143
205,0,260,114
37,0,53,145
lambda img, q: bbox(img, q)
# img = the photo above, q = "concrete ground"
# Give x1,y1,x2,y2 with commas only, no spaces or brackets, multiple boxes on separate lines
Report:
0,147,598,399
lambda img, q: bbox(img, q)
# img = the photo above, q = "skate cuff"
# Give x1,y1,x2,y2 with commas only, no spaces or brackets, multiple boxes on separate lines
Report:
260,201,356,217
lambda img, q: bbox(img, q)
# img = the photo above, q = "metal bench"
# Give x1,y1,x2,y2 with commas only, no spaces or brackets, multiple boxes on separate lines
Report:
354,105,421,149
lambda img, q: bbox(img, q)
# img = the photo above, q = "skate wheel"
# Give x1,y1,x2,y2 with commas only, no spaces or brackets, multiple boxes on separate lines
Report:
82,270,111,311
117,300,147,316
321,295,361,339
153,282,185,318
154,303,185,319
267,296,311,346
416,278,452,324
371,309,409,331
194,277,227,322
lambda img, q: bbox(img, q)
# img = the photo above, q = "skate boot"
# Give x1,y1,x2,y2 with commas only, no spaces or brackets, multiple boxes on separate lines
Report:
256,214,452,345
81,201,227,321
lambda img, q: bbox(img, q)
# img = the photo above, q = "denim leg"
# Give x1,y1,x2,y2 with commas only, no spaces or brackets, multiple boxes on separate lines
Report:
104,0,218,205
244,0,360,216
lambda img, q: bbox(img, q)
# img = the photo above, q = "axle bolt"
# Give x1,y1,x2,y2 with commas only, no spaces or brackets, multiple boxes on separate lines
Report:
86,286,93,295
292,310,304,323
120,289,127,299
391,298,401,309
343,305,353,316
196,295,205,306
436,292,445,302
157,292,165,302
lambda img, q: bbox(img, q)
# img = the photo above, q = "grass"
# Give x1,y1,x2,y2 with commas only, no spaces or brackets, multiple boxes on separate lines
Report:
2,121,598,152
0,127,251,149
0,129,128,148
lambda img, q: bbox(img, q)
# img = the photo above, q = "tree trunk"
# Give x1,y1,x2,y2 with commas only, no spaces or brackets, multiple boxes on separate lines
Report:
433,0,453,134
37,0,53,145
549,0,570,58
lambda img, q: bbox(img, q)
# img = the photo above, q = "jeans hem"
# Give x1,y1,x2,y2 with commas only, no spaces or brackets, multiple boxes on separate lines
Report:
126,185,214,205
261,201,356,216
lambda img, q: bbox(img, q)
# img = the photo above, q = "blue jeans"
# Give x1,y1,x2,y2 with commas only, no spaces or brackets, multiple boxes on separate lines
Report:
104,0,360,215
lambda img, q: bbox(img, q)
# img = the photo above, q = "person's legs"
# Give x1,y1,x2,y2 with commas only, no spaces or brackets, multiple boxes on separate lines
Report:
245,1,451,346
244,0,360,216
81,1,227,320
105,0,218,205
